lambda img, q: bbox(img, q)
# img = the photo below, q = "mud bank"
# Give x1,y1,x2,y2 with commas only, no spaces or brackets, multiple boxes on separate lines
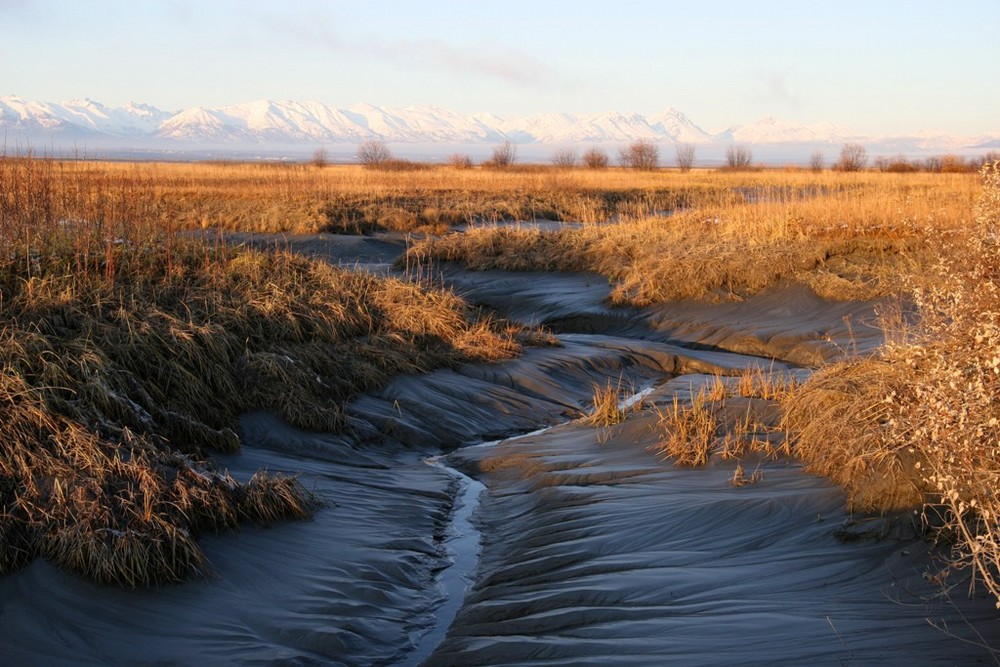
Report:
2,231,996,665
0,334,731,665
430,381,1000,664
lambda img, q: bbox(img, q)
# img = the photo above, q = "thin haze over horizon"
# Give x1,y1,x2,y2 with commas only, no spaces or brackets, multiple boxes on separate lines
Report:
2,0,997,137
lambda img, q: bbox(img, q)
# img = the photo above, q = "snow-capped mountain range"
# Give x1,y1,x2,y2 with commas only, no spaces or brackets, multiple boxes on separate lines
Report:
1,96,995,157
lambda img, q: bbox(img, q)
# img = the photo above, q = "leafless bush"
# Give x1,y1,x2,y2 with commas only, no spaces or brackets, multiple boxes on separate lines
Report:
551,148,578,168
725,145,753,170
808,150,824,173
357,139,391,168
447,153,474,169
619,139,659,170
940,154,971,173
875,155,919,173
833,143,868,172
311,147,329,168
484,140,517,169
582,147,610,169
675,143,696,172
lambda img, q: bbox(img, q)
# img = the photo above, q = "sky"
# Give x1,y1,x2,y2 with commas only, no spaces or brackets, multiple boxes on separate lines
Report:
2,0,998,136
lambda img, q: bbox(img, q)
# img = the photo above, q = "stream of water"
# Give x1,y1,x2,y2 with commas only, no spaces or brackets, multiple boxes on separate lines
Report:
403,457,486,666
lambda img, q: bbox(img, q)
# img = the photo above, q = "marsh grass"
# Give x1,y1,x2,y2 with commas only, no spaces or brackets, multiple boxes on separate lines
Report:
650,371,791,469
406,172,977,304
0,156,524,586
56,161,712,234
784,163,1000,606
651,391,719,466
584,377,632,428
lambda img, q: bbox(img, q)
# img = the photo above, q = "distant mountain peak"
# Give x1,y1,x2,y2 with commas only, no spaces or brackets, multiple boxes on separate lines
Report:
0,96,987,157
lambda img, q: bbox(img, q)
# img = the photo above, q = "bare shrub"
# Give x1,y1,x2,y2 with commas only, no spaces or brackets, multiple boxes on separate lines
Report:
357,139,391,168
808,150,824,173
551,148,578,168
675,143,696,172
582,147,610,169
833,143,868,172
725,145,753,170
619,139,659,170
485,140,517,169
311,147,328,168
876,155,919,173
447,153,474,169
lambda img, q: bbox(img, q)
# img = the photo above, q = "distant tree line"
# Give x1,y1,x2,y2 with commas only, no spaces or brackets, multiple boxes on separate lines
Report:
343,138,1000,173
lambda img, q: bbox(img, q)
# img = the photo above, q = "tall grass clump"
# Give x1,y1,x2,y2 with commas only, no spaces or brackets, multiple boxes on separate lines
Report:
785,163,1000,605
584,378,629,427
0,156,523,586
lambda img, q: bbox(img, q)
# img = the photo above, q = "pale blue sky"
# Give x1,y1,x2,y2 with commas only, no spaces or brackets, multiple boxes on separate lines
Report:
2,0,997,135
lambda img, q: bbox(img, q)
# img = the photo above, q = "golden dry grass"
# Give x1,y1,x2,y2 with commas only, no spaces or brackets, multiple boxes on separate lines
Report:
406,171,977,304
649,370,791,469
584,378,630,428
0,156,525,586
5,154,999,606
784,163,1000,604
47,160,725,234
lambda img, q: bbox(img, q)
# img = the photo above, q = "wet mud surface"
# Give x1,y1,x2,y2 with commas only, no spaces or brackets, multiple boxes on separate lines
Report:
2,231,997,665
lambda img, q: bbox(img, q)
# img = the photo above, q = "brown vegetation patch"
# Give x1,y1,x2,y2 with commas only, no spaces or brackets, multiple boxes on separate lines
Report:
784,163,1000,605
0,156,524,586
406,172,976,305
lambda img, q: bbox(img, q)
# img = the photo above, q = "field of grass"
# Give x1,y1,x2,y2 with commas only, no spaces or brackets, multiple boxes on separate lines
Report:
406,170,978,304
786,164,1000,603
0,157,525,586
3,154,999,608
53,160,728,234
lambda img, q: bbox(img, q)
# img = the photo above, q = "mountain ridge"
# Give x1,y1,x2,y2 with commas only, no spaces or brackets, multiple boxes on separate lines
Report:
1,96,996,155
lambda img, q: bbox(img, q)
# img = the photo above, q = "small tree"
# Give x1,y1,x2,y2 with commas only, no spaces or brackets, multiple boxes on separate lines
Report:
834,143,867,172
808,150,824,173
675,143,695,172
312,147,329,168
619,139,659,170
551,148,578,168
582,147,610,169
357,139,391,167
487,140,517,168
725,145,753,170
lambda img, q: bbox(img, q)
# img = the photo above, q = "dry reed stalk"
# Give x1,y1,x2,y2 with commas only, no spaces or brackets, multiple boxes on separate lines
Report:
650,391,719,466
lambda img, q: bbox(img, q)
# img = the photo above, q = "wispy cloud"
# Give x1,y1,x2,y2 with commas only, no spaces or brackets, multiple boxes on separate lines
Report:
752,70,801,109
256,6,552,88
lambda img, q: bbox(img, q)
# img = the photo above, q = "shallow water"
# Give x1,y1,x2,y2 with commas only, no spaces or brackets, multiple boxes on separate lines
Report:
405,458,485,665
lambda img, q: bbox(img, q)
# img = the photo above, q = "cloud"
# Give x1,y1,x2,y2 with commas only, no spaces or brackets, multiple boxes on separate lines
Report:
363,36,548,87
255,6,552,88
753,70,801,109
